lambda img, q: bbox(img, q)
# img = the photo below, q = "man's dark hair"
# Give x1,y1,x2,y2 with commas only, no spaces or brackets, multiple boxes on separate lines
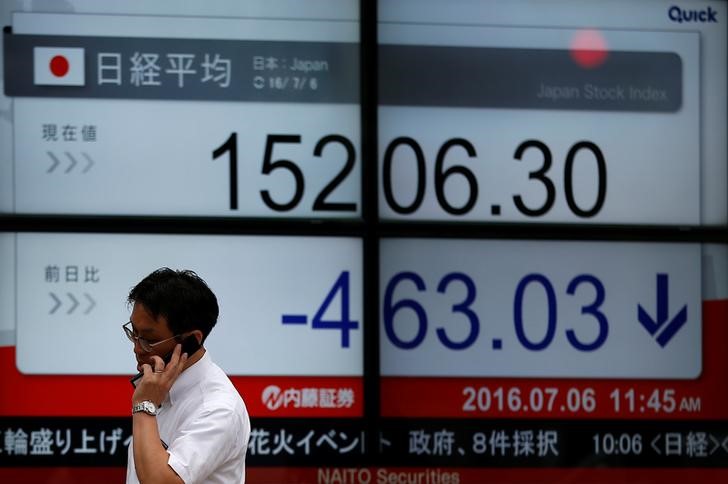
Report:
128,268,219,342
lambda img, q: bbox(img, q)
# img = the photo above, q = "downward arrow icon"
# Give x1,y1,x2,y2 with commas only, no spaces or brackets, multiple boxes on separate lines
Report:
638,273,687,347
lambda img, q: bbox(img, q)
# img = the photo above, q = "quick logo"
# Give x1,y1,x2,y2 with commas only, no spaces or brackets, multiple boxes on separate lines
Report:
668,5,718,23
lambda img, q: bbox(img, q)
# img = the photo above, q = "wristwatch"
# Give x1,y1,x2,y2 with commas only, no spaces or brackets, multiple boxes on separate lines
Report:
132,400,158,416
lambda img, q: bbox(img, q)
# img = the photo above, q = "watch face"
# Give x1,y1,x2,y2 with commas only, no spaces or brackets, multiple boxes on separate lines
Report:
134,401,156,415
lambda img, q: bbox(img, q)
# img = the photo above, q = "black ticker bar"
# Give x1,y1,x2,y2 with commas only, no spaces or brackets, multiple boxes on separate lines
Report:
378,419,728,467
3,417,728,468
0,417,366,467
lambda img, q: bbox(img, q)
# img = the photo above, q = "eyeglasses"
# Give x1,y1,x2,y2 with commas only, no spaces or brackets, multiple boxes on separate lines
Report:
123,321,184,353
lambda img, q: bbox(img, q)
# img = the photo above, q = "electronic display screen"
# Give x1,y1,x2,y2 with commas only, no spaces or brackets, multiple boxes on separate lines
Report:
374,0,728,481
377,244,728,482
378,0,726,225
1,3,360,218
380,239,702,380
1,0,726,482
14,233,362,379
0,1,366,482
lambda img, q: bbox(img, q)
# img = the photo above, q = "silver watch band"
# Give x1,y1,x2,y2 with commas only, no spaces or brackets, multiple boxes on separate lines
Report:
132,400,157,416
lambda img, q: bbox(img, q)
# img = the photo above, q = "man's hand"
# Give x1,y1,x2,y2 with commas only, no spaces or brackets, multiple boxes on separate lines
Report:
131,343,187,483
133,344,188,407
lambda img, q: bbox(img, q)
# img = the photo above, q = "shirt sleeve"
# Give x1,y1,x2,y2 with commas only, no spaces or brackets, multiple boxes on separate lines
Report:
165,405,243,484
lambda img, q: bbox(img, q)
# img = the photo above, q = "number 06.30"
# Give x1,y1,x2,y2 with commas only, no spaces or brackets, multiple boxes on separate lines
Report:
382,137,606,218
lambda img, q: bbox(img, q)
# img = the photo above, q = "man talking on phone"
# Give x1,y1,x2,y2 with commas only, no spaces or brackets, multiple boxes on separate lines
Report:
123,268,250,483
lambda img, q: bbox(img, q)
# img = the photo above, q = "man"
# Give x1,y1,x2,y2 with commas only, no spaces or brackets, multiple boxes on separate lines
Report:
123,268,250,483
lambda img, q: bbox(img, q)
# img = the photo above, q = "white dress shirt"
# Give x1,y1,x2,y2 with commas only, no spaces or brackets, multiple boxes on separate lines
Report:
127,351,251,484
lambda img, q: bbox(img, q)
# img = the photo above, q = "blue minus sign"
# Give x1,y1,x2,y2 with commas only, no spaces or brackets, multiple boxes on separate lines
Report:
282,314,308,325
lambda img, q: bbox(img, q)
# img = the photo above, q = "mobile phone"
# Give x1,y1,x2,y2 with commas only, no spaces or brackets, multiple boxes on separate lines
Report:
177,334,202,360
130,335,201,388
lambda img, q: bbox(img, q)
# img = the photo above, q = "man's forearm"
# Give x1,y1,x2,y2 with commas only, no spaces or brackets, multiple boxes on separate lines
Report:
132,413,182,483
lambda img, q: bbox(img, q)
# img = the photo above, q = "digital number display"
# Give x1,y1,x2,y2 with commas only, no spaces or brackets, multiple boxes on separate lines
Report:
380,238,701,379
2,12,360,217
14,233,362,376
378,0,727,225
378,243,728,429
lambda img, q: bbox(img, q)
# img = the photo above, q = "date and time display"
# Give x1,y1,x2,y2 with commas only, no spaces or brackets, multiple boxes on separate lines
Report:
460,385,702,417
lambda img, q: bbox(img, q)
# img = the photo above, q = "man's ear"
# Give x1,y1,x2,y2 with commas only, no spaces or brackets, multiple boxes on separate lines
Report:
192,330,204,345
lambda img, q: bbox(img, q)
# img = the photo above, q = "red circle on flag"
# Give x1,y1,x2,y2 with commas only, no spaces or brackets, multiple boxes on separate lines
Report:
49,55,70,77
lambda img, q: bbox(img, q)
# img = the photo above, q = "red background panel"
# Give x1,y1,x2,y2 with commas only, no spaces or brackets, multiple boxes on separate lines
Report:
0,348,362,418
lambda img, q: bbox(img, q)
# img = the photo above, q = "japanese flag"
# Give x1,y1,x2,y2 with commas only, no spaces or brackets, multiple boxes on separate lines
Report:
34,47,85,86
